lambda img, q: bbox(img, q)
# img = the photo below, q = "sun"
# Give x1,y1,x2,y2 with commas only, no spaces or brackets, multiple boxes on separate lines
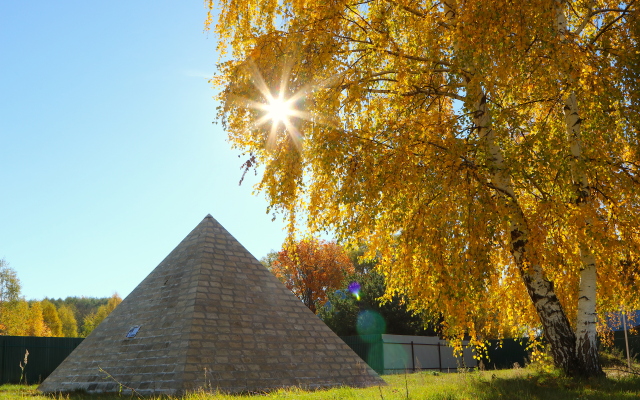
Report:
250,87,309,151
263,95,295,127
235,61,317,150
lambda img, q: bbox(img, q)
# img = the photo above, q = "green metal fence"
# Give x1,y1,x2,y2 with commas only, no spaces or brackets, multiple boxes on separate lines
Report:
2,332,636,384
480,339,530,370
341,335,529,373
0,336,84,384
341,335,385,374
480,332,640,370
340,333,640,373
603,331,640,361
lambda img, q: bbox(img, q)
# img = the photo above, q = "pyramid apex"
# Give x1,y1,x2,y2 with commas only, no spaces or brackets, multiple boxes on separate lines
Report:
205,214,213,219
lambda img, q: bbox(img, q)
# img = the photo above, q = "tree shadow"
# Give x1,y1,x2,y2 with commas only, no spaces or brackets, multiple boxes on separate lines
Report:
467,370,640,400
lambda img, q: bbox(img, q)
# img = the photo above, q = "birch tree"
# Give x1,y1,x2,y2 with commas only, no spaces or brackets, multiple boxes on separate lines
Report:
0,259,20,305
26,302,50,337
1,300,29,336
81,294,122,337
41,299,63,337
0,260,24,336
57,305,79,337
207,0,640,377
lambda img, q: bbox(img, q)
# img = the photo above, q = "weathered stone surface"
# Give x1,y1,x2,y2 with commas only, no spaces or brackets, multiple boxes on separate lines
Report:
39,215,383,395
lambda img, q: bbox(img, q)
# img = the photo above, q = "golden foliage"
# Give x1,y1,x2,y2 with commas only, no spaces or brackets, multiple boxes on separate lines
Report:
0,300,29,336
57,305,79,338
208,0,640,344
26,301,51,337
41,299,63,337
81,293,122,337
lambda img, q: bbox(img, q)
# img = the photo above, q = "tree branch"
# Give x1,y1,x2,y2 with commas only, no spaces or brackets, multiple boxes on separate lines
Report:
384,0,427,18
382,49,451,66
572,0,597,36
590,0,636,45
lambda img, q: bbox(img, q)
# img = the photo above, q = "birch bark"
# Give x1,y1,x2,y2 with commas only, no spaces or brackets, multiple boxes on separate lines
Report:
556,0,603,376
443,0,580,374
472,88,579,374
564,92,602,376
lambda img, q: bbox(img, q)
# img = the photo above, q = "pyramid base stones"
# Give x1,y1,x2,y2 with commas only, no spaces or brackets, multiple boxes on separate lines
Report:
40,354,380,396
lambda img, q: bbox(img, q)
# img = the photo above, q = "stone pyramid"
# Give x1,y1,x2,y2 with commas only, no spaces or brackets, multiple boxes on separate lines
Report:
39,215,383,395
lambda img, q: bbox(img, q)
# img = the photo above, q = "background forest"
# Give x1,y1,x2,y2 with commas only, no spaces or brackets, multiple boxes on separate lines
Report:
0,258,121,338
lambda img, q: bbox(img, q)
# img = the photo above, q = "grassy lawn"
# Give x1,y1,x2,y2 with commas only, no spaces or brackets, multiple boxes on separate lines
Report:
2,368,640,400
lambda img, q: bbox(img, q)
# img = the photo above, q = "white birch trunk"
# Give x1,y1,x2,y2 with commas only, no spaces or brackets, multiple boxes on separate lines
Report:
442,0,579,374
473,89,578,373
443,0,577,375
556,0,603,376
564,92,602,376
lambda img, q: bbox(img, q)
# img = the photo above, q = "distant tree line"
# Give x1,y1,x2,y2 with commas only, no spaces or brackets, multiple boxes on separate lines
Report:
0,258,121,337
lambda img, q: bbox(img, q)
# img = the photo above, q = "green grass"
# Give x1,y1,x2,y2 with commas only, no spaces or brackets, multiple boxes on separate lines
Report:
3,368,640,400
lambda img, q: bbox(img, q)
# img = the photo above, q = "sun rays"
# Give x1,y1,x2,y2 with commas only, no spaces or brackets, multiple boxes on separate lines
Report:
240,61,314,151
227,58,342,152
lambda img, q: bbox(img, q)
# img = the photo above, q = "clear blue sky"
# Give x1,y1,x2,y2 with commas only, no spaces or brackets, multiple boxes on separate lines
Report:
0,1,288,300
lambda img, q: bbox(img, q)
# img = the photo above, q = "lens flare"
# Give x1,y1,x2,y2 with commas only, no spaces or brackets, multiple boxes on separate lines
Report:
348,281,361,300
356,310,386,338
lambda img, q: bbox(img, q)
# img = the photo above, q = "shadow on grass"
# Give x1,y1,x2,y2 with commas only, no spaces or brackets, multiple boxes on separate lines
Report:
466,370,640,400
5,370,640,400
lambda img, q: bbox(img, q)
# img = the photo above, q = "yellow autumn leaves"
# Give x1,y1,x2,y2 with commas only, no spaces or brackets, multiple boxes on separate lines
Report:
207,0,640,351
